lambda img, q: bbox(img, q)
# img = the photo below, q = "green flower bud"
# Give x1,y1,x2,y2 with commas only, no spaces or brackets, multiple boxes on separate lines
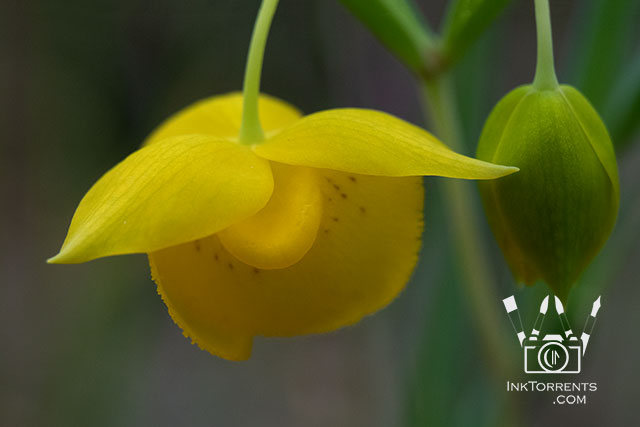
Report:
477,84,619,301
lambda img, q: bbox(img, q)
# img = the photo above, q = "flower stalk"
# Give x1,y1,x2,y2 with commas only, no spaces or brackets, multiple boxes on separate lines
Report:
532,0,559,90
239,0,280,144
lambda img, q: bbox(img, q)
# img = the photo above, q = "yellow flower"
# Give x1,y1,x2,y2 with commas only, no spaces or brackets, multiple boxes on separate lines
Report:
48,0,517,360
49,93,515,360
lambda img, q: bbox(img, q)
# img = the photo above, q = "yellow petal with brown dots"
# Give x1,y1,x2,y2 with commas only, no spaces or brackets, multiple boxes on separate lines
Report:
48,136,273,264
218,162,323,270
149,171,424,360
253,108,518,179
143,92,302,145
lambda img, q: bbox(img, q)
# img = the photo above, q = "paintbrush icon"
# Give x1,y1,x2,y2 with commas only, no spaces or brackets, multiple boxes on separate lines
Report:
530,295,549,338
502,294,601,374
581,296,601,355
502,295,526,346
554,296,578,340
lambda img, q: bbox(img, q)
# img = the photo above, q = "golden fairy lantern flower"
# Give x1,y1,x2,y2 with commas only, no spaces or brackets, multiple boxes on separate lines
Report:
49,0,516,360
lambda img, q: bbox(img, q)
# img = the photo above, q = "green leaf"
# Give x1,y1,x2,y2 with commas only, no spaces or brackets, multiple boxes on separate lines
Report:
453,21,502,152
602,50,640,149
442,0,512,66
405,226,475,426
339,0,433,73
567,0,640,111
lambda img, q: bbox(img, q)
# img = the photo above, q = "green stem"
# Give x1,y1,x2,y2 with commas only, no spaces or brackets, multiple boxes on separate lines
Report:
422,77,518,383
238,0,279,144
532,0,559,90
422,76,524,424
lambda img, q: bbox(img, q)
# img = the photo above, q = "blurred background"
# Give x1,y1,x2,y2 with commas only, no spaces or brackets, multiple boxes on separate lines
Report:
1,0,639,426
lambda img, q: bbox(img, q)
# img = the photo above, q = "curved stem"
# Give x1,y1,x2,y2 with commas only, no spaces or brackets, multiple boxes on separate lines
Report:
421,77,519,382
239,0,280,144
421,75,523,425
532,0,559,90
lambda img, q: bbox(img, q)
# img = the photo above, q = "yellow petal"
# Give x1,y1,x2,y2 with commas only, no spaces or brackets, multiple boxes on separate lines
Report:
218,162,323,269
49,136,273,264
143,92,302,145
149,171,423,360
253,108,518,179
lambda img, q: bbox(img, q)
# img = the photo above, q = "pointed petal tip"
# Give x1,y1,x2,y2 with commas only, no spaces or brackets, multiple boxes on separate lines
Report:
46,241,94,264
47,247,69,264
468,163,518,180
46,249,75,264
496,165,519,177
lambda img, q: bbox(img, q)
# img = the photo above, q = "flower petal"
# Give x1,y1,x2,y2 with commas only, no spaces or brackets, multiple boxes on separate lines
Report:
218,162,323,270
49,136,273,264
149,171,423,360
560,85,620,202
144,92,302,145
253,108,518,179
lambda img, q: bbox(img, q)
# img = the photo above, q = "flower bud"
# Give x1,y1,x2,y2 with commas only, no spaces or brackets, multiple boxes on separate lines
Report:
477,85,619,301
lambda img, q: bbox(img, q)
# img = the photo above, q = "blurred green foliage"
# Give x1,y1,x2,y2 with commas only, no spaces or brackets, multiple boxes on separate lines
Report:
441,0,512,67
339,0,433,73
569,0,640,148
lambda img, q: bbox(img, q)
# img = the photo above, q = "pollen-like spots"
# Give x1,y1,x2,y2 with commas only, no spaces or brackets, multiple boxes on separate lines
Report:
194,240,201,251
253,267,260,274
320,173,371,238
325,175,358,202
214,253,219,261
228,262,234,270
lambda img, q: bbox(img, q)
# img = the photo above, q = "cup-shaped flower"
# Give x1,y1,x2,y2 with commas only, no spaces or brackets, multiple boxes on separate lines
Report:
477,84,619,301
49,92,516,360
